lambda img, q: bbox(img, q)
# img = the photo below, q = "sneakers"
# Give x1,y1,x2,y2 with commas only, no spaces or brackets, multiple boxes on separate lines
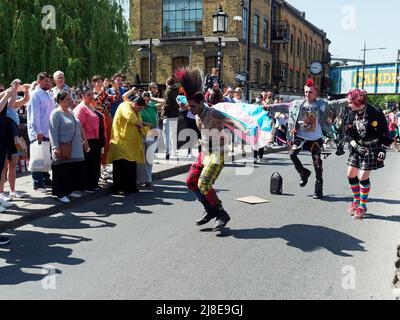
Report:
313,181,324,199
57,196,70,204
354,206,367,219
34,187,48,194
299,169,311,187
69,191,83,198
10,191,24,199
0,237,10,245
347,202,359,214
0,193,11,202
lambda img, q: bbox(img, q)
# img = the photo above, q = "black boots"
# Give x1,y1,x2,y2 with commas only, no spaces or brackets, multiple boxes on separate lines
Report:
196,204,231,231
299,168,312,187
196,208,217,226
213,205,231,231
313,181,323,199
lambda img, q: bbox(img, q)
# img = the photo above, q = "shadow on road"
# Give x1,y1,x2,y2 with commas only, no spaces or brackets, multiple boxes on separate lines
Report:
217,224,366,257
0,229,91,285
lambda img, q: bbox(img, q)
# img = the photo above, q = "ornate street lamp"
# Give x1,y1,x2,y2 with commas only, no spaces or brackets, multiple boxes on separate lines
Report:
212,5,228,80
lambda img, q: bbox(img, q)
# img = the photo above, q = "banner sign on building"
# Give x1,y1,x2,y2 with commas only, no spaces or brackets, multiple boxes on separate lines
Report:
330,63,400,95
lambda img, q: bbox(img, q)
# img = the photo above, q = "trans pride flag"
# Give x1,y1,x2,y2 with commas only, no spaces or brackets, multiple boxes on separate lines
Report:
212,102,275,148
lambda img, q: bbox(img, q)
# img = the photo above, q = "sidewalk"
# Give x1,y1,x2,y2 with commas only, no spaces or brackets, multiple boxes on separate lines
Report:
0,146,286,233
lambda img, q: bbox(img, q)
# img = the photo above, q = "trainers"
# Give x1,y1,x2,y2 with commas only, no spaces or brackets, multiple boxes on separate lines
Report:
299,169,311,187
347,202,359,214
10,191,24,199
354,206,367,220
57,196,70,204
0,206,6,213
34,187,48,194
0,201,13,208
0,193,11,202
0,237,10,245
69,191,82,198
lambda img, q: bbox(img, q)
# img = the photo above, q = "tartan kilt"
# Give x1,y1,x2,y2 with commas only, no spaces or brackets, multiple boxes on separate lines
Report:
346,143,384,171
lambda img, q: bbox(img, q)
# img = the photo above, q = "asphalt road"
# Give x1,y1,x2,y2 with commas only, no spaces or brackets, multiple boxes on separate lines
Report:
0,149,399,300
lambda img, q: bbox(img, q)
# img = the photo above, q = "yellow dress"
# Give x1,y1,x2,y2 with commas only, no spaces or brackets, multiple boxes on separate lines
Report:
107,102,149,164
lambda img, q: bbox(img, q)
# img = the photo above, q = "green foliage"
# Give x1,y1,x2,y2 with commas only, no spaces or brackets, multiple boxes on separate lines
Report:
368,95,400,109
0,0,129,85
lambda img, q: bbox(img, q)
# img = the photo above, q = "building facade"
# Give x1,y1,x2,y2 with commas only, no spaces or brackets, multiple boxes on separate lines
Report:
129,0,331,99
271,0,331,97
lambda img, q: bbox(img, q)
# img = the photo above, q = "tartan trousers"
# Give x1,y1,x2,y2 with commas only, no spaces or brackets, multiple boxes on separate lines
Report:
186,152,224,207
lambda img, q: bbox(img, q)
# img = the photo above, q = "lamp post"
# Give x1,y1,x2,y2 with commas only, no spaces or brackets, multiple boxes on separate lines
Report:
212,5,228,81
137,38,153,83
361,41,386,90
241,0,252,103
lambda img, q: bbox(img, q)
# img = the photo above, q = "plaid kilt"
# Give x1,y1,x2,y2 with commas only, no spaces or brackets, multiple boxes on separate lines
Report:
346,142,384,170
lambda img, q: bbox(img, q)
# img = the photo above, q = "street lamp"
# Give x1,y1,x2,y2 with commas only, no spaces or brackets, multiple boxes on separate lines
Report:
137,38,153,83
212,5,228,80
361,41,386,90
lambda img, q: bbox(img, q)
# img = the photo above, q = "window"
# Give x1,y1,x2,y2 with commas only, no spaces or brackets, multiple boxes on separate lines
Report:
297,38,300,57
254,60,260,83
242,8,248,40
304,36,308,59
288,69,294,90
290,34,294,55
172,57,189,72
140,58,149,83
295,71,300,91
253,14,259,45
205,57,221,75
309,43,312,61
263,19,269,49
264,63,271,84
162,0,203,38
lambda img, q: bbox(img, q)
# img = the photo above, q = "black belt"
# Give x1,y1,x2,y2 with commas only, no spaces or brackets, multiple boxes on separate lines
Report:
31,137,50,144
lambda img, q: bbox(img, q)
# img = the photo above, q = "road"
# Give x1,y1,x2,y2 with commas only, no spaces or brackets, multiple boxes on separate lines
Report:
0,149,399,300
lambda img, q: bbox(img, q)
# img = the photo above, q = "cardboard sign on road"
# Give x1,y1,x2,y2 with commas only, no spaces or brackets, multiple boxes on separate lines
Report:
235,196,270,205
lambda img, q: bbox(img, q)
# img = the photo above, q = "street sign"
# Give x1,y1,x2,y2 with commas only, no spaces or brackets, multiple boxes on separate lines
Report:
235,73,246,82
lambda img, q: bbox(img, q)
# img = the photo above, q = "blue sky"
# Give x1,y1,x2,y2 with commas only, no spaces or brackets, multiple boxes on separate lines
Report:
287,0,400,65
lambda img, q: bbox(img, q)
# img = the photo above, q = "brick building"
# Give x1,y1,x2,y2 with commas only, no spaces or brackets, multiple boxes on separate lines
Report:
129,0,331,99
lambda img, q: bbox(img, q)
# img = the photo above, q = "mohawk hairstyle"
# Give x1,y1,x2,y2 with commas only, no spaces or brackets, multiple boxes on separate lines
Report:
174,67,204,102
305,77,316,88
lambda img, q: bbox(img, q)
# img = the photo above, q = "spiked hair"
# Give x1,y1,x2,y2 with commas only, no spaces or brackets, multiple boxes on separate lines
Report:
174,67,204,103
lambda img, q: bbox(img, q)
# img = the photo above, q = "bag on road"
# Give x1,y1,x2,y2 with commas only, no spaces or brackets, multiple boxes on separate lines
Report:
270,172,283,195
28,141,52,172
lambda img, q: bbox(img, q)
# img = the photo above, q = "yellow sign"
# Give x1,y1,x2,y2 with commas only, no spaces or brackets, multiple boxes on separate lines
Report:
352,70,397,87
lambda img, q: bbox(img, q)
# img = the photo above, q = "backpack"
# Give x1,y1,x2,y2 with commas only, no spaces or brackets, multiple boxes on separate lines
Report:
270,172,283,195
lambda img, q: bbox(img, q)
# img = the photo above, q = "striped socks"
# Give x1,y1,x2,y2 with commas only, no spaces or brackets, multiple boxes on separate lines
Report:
348,177,360,204
359,179,371,209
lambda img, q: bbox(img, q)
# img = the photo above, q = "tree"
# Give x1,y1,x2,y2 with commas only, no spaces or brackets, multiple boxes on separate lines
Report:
0,0,129,85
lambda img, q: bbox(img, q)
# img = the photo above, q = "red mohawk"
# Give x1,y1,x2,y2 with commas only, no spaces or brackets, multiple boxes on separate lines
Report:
174,67,203,101
305,77,316,88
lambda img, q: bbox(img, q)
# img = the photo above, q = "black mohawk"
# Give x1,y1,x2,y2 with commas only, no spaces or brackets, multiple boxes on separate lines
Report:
174,67,203,101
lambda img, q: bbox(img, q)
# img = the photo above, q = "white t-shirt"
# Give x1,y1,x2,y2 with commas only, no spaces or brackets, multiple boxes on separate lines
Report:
296,100,325,141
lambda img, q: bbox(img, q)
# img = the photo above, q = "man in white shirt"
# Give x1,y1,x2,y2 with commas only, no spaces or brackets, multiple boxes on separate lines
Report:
27,72,55,192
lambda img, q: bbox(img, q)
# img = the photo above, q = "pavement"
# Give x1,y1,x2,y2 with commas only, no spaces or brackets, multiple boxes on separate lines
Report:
0,146,287,234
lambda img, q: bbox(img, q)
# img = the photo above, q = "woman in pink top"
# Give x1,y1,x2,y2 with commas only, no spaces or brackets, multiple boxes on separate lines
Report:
74,88,102,191
388,105,399,151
